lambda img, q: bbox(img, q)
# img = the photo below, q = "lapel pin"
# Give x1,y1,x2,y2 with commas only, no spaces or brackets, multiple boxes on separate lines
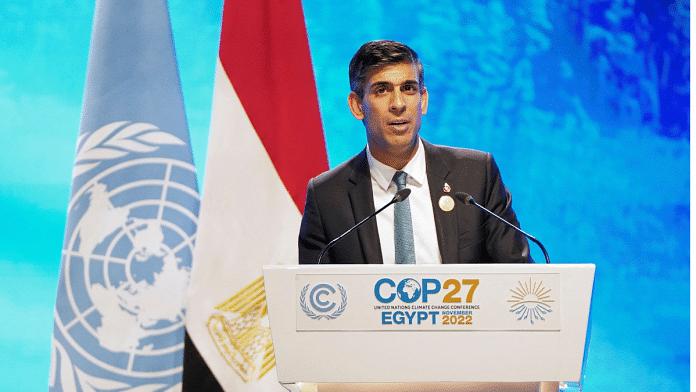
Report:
443,183,451,193
439,195,454,212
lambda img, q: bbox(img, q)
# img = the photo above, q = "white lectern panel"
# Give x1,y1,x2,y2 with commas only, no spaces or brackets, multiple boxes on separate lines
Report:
263,264,594,387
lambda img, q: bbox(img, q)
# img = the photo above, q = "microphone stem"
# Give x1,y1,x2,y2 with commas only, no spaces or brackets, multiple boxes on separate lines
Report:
470,200,550,264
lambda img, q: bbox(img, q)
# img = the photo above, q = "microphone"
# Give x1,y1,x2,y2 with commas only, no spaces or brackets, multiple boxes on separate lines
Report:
455,192,550,264
317,188,411,264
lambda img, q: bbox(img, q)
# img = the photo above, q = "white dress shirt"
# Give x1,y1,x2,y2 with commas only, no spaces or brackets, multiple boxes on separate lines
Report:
366,139,442,264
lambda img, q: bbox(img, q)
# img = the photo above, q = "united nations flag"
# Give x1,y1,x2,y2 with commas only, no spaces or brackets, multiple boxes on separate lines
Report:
49,1,198,390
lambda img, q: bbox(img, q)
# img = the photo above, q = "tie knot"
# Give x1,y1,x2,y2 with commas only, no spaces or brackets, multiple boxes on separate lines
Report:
393,171,408,190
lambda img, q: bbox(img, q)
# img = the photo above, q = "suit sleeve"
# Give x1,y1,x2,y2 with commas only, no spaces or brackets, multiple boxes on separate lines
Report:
482,154,533,263
298,177,326,264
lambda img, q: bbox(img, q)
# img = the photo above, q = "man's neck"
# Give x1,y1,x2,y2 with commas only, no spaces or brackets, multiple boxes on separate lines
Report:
368,141,419,170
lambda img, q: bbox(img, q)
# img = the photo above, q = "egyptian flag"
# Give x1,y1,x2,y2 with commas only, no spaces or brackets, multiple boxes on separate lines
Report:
182,0,328,390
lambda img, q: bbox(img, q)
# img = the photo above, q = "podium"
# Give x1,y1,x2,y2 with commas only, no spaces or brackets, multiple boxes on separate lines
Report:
263,264,594,392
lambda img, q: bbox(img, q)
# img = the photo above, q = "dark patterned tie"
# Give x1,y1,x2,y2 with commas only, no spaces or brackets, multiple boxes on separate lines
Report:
393,171,415,264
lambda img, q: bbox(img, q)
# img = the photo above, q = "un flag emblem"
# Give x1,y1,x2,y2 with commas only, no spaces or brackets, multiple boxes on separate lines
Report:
51,123,199,390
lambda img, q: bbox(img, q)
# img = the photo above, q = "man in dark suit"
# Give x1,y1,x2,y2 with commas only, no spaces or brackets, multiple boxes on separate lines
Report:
299,40,532,265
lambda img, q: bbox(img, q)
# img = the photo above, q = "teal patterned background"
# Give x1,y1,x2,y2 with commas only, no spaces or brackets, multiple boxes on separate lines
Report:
0,0,688,390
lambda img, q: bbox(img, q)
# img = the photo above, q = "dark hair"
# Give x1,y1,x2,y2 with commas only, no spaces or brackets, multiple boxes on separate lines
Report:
349,40,425,98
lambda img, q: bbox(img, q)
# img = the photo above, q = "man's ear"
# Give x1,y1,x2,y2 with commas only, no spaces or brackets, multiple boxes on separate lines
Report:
347,91,365,120
420,87,429,115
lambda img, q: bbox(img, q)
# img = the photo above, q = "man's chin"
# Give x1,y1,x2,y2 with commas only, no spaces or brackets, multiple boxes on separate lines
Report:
386,138,419,155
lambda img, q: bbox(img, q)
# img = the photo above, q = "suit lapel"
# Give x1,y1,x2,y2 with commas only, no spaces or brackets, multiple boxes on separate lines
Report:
423,141,459,264
348,149,383,264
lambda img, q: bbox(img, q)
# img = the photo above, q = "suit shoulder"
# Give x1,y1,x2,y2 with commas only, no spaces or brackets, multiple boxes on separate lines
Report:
309,151,366,189
425,142,492,165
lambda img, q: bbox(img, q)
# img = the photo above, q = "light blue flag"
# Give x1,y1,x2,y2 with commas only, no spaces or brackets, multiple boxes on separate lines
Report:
49,0,198,390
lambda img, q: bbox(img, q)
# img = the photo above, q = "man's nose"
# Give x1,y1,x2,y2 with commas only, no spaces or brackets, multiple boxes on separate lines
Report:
390,91,406,112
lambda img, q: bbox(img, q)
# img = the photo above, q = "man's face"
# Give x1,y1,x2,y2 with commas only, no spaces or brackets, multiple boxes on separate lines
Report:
348,62,428,167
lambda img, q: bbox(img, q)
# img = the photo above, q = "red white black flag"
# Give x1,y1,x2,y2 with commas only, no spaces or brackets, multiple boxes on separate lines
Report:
183,0,328,390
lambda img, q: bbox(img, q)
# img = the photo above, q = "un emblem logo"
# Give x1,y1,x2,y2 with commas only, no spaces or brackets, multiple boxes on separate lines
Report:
300,283,347,320
51,122,199,388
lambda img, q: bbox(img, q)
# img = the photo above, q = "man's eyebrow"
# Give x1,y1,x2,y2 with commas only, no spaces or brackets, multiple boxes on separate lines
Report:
369,80,419,90
372,81,390,86
369,81,390,89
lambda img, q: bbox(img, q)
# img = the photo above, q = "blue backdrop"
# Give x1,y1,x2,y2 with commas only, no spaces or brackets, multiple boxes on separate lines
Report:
0,0,688,391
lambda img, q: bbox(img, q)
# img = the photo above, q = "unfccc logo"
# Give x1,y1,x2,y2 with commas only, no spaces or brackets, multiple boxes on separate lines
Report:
300,283,347,320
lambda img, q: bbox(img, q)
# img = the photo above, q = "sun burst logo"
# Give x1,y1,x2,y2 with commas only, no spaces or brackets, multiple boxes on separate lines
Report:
508,278,554,324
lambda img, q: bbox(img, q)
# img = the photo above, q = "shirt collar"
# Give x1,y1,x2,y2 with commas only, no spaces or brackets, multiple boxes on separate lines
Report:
367,138,426,191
